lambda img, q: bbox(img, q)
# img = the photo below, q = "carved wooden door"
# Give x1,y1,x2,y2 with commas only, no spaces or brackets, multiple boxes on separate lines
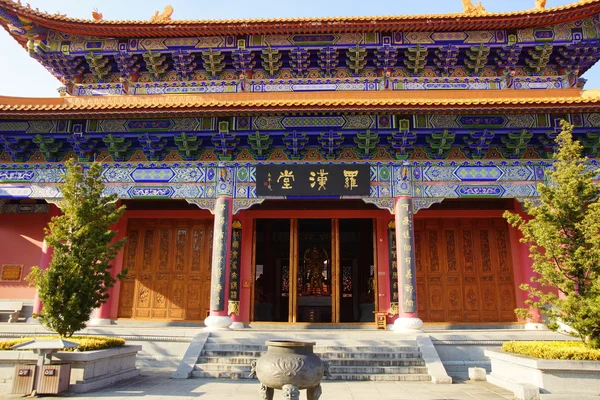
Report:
118,218,213,320
415,218,516,322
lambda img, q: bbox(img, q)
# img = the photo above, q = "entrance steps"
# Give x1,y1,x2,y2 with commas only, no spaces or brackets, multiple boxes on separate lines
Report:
191,331,431,382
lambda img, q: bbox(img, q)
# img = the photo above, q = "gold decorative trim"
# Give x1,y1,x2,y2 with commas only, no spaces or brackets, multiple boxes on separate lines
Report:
389,302,399,316
228,300,240,315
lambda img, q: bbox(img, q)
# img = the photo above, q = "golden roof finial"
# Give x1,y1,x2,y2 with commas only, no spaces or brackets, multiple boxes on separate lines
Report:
150,5,174,22
462,0,487,15
535,0,547,9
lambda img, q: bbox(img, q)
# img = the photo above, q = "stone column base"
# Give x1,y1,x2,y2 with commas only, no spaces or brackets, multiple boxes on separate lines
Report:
229,321,244,329
393,317,424,332
26,317,40,324
88,318,112,326
524,322,547,331
204,315,232,331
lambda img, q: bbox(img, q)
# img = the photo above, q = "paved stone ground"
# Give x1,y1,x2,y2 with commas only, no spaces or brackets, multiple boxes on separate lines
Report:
1,370,517,400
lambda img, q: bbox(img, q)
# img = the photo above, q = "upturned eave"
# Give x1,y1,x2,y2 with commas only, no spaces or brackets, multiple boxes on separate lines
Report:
1,89,599,118
1,0,600,38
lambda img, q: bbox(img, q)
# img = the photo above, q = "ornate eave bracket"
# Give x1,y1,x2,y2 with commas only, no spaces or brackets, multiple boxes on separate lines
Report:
413,197,444,213
45,199,64,209
233,198,264,214
362,198,395,214
186,198,216,214
515,196,542,211
362,197,445,214
186,198,264,215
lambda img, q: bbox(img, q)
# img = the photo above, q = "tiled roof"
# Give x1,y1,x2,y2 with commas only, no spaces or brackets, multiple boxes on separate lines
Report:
1,89,599,117
1,0,599,37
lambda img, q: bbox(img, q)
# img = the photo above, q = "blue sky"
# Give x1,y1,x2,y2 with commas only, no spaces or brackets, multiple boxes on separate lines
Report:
1,0,598,97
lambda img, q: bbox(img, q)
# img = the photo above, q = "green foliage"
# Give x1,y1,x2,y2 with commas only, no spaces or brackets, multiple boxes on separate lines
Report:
27,160,126,338
502,341,600,361
0,336,125,352
503,121,600,348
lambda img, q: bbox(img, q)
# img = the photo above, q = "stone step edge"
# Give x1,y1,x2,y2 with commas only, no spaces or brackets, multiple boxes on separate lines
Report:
190,372,432,381
195,366,429,373
202,346,420,352
195,357,426,363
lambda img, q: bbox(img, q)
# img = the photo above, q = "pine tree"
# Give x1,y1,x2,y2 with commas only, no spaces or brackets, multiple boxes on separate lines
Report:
27,160,126,337
504,121,600,348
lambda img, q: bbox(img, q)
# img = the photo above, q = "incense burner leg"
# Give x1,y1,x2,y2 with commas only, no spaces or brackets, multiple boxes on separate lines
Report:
259,383,274,400
281,384,300,400
307,384,323,400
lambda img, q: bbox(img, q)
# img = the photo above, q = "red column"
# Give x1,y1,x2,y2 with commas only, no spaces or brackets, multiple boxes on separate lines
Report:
108,213,128,319
509,200,543,326
30,204,61,321
90,208,128,325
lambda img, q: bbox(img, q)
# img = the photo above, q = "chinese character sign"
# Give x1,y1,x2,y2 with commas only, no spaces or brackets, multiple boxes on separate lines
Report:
228,220,242,315
210,198,230,311
387,222,399,315
256,165,370,196
396,197,417,314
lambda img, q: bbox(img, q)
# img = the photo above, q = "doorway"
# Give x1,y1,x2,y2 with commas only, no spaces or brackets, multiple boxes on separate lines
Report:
252,218,374,323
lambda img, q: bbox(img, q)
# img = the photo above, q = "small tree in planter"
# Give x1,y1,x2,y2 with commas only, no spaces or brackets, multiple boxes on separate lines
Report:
504,121,600,348
28,159,126,337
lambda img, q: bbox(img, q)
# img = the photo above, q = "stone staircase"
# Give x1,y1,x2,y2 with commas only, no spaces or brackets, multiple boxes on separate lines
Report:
192,331,431,382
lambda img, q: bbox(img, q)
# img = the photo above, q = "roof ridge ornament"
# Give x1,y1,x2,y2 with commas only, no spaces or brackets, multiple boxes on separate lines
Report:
92,8,103,21
150,5,174,22
462,0,487,15
535,0,547,9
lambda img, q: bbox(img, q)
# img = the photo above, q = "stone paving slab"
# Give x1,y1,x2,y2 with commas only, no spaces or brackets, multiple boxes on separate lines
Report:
0,371,517,400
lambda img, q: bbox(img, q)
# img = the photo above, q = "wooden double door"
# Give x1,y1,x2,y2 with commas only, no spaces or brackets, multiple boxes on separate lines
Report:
118,219,213,321
252,218,375,323
414,218,517,322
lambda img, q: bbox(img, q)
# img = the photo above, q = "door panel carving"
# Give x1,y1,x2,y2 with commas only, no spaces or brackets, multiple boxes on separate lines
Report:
118,218,213,320
415,218,516,322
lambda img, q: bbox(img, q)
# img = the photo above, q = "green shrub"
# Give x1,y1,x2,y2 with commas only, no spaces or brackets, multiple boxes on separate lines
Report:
502,341,600,360
0,336,124,352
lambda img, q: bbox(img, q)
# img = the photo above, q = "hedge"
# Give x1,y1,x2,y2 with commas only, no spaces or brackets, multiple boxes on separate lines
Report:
0,336,125,352
502,341,600,361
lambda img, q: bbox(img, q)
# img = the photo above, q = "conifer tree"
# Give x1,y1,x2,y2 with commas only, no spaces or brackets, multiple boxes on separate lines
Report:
504,121,600,348
28,160,126,337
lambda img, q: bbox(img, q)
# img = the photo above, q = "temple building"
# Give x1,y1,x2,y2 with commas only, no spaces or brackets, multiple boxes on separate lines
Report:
0,0,599,330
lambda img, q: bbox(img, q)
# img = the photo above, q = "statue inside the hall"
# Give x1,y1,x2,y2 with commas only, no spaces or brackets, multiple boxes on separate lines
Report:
302,245,330,295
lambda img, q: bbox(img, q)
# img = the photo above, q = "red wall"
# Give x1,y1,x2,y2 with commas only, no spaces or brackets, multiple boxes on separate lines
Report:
0,213,49,299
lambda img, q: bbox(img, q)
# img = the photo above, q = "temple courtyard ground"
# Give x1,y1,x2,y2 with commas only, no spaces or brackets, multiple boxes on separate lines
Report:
0,323,583,399
1,369,591,399
1,369,518,399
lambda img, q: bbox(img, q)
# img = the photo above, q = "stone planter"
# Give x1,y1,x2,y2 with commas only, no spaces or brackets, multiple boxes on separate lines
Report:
252,340,327,400
485,349,600,398
0,345,141,393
